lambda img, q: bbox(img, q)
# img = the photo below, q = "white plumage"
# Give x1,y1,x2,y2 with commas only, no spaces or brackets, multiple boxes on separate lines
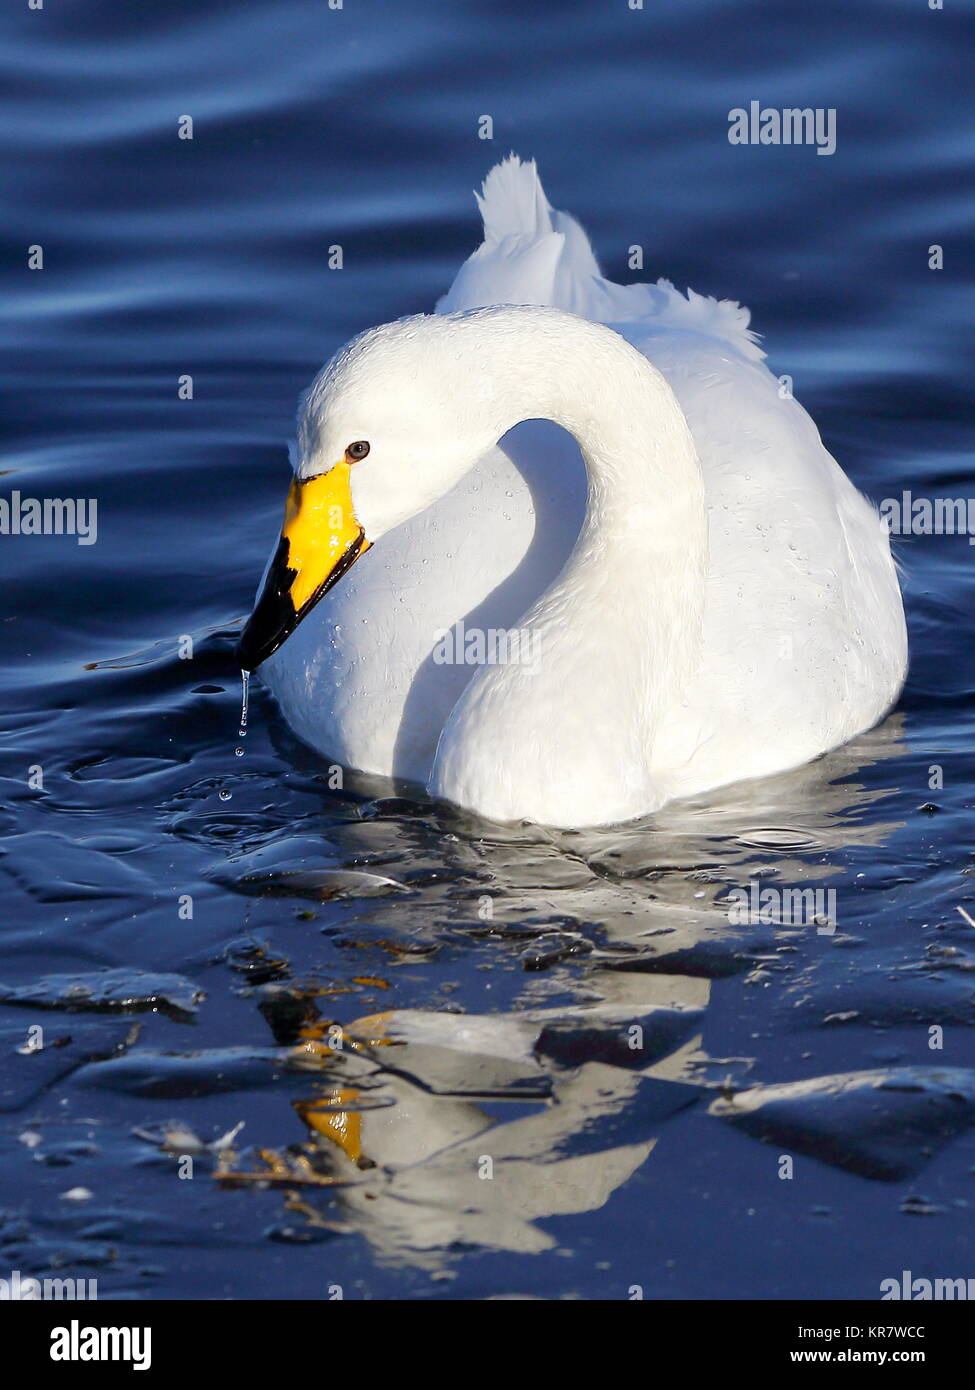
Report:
259,156,907,827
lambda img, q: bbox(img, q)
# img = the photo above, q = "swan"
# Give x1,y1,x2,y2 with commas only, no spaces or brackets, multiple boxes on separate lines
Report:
236,156,907,829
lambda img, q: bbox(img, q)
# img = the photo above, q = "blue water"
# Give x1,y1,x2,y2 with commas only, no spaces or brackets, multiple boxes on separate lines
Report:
2,0,974,1299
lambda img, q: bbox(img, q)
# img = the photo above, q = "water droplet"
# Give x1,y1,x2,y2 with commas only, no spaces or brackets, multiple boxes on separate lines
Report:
239,669,250,731
219,789,232,802
235,747,244,757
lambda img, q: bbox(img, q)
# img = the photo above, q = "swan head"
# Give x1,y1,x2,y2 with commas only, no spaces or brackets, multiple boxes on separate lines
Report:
236,311,520,670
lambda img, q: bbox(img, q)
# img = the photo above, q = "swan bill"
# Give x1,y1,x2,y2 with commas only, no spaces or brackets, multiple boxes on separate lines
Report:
236,463,370,672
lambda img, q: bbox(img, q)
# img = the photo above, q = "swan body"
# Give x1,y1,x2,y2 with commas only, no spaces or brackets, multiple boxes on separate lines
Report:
245,156,907,828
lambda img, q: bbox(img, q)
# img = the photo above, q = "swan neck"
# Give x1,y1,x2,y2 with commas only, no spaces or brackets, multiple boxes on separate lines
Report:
487,312,704,532
495,311,709,710
498,314,708,593
433,310,709,824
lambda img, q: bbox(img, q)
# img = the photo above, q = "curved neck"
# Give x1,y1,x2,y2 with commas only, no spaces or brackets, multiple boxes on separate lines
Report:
434,309,708,822
487,309,708,715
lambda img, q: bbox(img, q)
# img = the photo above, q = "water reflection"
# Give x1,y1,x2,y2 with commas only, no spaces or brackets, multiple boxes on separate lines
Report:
207,714,910,1265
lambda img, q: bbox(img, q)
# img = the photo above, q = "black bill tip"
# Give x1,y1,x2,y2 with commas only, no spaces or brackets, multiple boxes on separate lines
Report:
235,539,297,672
235,530,369,673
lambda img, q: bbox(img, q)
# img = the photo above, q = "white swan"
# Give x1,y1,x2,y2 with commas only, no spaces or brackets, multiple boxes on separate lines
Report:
237,156,907,829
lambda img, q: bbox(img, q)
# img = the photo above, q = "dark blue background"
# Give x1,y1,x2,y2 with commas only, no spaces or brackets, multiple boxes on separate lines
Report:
0,0,973,1300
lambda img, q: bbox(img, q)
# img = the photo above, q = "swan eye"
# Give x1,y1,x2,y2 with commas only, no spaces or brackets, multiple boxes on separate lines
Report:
345,440,370,462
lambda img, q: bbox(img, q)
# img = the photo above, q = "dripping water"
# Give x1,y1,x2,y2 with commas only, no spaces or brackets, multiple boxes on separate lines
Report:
236,668,249,757
221,669,250,803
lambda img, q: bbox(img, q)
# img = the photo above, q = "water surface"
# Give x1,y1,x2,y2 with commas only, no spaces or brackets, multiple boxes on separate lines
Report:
1,0,974,1299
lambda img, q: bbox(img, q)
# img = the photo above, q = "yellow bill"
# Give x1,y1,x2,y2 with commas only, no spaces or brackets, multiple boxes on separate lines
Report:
236,462,370,671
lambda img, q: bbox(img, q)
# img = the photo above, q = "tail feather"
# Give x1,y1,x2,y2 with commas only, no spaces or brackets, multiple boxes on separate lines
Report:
473,154,555,243
437,154,765,362
437,154,600,316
